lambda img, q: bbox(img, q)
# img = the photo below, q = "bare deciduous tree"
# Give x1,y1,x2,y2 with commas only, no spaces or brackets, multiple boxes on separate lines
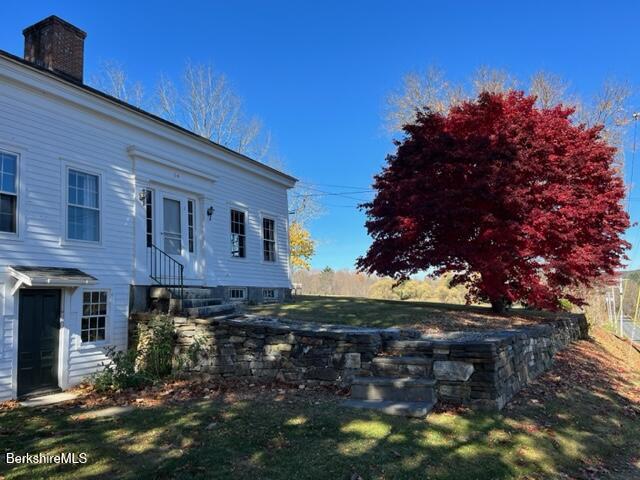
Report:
529,71,568,109
385,67,452,131
90,61,145,108
386,65,634,152
385,66,519,131
155,62,270,160
472,66,518,95
575,79,632,148
91,61,272,160
156,74,178,123
288,186,324,225
92,60,323,225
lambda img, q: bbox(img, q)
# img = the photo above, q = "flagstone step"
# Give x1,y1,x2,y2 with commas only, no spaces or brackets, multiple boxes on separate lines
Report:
342,399,436,418
351,376,437,402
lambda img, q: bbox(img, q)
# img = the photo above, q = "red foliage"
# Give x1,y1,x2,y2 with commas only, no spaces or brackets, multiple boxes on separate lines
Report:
357,92,630,311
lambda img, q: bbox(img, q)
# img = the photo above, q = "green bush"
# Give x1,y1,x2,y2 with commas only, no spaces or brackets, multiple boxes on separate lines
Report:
137,315,175,377
93,315,176,393
93,347,151,393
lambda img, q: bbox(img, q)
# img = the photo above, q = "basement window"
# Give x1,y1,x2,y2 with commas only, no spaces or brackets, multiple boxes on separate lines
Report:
229,288,246,302
263,289,277,302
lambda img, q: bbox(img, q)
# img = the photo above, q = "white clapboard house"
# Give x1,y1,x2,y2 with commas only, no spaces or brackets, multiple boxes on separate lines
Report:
0,16,296,400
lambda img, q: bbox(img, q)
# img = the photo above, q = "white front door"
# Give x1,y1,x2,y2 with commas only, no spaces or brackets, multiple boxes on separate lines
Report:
157,191,198,278
162,196,183,257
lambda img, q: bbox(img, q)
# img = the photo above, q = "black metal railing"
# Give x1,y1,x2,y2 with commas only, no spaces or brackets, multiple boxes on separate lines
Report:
148,243,184,302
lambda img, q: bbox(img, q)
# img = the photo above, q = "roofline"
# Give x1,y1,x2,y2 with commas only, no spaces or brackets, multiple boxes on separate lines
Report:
0,49,298,185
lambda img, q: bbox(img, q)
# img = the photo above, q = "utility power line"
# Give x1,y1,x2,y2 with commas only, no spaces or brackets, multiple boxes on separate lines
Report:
298,181,374,191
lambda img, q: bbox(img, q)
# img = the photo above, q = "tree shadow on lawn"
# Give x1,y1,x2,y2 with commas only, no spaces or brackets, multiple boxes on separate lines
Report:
1,331,638,480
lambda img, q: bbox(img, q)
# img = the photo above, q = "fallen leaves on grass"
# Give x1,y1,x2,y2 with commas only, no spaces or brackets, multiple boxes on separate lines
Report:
62,377,344,412
509,328,640,409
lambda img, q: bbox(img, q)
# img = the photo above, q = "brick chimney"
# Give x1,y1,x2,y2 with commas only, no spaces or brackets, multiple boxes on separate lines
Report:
23,16,87,83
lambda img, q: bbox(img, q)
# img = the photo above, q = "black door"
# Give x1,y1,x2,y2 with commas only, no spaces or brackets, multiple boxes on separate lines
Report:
18,289,61,397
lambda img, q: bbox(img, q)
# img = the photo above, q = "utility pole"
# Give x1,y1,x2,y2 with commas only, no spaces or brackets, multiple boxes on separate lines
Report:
619,277,625,336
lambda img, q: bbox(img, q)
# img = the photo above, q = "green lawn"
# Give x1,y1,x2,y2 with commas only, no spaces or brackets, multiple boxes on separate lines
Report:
1,328,639,479
246,295,579,332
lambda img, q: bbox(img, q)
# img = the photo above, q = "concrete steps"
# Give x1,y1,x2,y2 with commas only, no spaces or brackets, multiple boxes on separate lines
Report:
185,303,236,318
181,297,222,309
150,287,234,317
371,356,432,377
342,399,436,418
174,287,218,300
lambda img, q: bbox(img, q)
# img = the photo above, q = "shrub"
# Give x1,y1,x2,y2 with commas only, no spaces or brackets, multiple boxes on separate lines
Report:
92,315,176,393
136,315,175,377
93,347,151,393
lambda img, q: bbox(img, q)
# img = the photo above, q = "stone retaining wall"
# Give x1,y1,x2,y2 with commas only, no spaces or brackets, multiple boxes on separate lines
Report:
420,317,589,409
129,313,588,410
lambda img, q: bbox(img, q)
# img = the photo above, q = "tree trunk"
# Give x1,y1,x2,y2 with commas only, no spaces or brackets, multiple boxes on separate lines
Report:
490,297,509,314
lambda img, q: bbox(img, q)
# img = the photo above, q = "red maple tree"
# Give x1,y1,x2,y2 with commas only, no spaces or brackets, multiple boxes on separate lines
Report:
357,91,630,312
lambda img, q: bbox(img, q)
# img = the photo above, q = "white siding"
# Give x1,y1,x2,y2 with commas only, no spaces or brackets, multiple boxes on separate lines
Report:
0,55,293,400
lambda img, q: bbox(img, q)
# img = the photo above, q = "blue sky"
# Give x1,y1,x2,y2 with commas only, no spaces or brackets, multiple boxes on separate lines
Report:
3,1,640,270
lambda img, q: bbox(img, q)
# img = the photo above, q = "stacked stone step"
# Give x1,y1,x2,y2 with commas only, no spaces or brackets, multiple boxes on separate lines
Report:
344,376,437,418
371,356,432,377
344,338,439,418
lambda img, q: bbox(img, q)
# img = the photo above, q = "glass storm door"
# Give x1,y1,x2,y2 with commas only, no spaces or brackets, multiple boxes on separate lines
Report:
162,197,183,256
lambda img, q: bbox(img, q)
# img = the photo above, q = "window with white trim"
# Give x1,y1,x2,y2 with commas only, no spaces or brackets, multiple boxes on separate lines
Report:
231,209,246,258
0,151,18,234
229,287,246,302
81,290,107,342
263,288,277,301
263,217,276,262
68,169,100,242
188,199,195,253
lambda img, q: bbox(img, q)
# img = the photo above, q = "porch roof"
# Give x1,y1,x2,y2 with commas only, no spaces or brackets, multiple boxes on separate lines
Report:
8,266,98,288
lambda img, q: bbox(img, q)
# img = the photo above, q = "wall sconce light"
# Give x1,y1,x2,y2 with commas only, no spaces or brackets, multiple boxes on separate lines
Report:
138,190,148,205
207,206,214,221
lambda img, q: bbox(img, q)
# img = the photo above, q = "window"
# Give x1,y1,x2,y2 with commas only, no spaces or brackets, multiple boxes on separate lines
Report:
81,290,107,342
263,217,276,262
188,200,195,253
143,189,153,247
68,169,100,242
163,198,181,255
231,209,246,257
0,151,17,234
263,288,277,302
229,287,246,302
